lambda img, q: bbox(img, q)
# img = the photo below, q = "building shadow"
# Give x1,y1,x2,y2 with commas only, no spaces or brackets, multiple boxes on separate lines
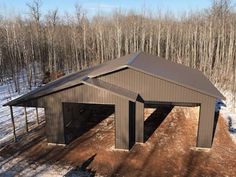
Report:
64,154,97,177
0,123,45,158
212,99,226,143
144,105,174,142
212,111,219,143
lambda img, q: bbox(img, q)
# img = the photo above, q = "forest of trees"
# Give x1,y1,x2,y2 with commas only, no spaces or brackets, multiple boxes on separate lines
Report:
0,0,235,101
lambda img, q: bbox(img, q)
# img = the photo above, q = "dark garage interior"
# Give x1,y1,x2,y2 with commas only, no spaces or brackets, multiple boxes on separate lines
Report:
62,103,115,144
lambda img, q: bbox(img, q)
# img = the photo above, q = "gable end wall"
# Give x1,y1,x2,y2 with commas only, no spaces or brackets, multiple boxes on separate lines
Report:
99,68,216,148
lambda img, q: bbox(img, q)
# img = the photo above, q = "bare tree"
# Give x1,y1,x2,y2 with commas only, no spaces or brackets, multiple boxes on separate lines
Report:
0,0,235,99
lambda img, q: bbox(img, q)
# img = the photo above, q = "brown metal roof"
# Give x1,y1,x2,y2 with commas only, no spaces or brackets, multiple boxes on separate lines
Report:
88,53,138,77
3,67,93,106
129,53,225,100
89,52,224,100
3,52,224,106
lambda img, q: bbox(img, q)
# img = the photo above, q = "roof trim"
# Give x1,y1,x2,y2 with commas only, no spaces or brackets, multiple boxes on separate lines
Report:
82,78,141,102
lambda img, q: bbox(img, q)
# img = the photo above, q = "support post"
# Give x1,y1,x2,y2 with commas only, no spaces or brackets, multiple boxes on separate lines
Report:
10,106,17,142
135,102,144,143
36,107,39,125
197,99,216,148
115,100,130,150
24,106,28,132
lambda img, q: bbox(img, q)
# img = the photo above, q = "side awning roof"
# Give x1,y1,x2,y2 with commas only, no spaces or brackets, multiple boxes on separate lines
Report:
82,78,142,102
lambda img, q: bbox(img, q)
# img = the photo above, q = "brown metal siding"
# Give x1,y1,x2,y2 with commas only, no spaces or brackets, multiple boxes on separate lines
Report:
135,102,144,142
41,84,130,149
99,68,215,103
115,99,129,149
197,98,216,148
21,68,217,149
99,68,216,148
129,52,224,99
5,53,222,150
44,98,65,144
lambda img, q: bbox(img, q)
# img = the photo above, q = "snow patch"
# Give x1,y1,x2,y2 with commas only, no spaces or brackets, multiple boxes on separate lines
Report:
216,88,236,143
0,66,44,144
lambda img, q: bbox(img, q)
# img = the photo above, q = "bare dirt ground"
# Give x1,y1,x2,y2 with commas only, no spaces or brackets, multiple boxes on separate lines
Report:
0,106,236,177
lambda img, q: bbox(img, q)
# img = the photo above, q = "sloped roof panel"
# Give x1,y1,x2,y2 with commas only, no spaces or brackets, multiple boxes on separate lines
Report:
82,78,139,101
88,53,139,78
3,67,94,106
129,53,225,99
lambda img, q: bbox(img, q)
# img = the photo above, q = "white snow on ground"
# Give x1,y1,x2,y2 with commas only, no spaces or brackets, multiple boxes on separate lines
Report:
0,69,103,176
0,155,102,177
0,66,44,145
216,89,236,143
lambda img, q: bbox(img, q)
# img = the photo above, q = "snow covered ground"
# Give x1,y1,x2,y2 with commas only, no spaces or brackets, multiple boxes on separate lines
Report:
0,69,104,176
0,156,101,177
217,90,236,143
0,67,45,145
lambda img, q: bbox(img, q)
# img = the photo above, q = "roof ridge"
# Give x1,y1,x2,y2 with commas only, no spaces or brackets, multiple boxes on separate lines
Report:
127,52,142,66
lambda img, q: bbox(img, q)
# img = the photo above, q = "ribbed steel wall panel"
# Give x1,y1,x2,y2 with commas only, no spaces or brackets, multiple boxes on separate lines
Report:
99,68,215,103
135,102,144,142
41,84,130,149
99,68,216,148
34,68,216,149
197,98,216,148
115,99,129,149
